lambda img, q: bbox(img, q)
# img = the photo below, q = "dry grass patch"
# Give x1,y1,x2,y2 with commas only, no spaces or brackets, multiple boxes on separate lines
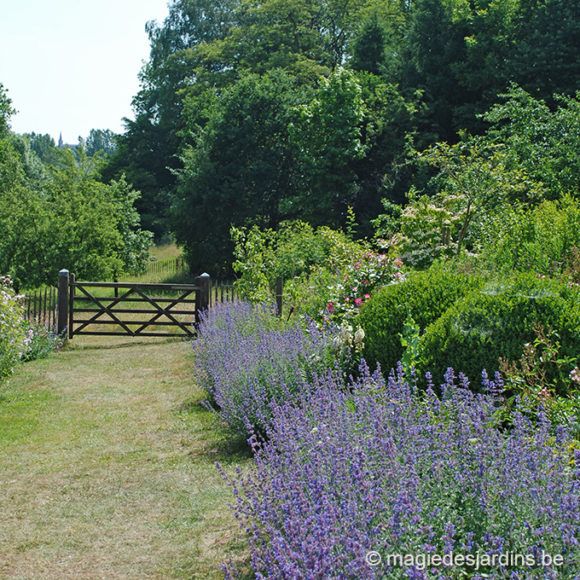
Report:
0,337,251,579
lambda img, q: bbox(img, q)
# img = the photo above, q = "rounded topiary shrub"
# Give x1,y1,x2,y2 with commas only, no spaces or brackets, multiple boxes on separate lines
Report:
417,274,580,390
359,267,483,373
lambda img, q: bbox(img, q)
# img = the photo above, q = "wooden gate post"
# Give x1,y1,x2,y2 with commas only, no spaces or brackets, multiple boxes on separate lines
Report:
195,273,211,326
57,269,69,337
275,276,283,317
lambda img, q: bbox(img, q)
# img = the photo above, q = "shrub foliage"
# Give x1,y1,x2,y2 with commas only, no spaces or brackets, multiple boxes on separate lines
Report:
0,276,26,383
417,274,580,390
359,268,483,374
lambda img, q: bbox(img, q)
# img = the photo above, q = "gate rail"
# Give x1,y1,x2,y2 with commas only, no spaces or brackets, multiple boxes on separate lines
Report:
57,269,210,339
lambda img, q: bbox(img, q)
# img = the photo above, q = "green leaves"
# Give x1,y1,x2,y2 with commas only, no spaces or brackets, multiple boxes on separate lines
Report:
0,83,15,137
0,142,151,288
0,276,26,384
289,69,367,226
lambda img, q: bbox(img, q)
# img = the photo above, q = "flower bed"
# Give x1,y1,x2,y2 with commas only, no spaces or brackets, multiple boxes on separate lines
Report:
322,250,404,327
0,276,26,383
222,366,580,578
194,301,338,436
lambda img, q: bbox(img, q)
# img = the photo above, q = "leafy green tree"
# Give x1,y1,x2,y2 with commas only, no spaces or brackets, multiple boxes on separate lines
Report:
173,70,308,275
483,86,580,200
350,72,417,231
85,129,117,157
101,0,240,238
0,141,152,288
348,1,407,79
25,132,61,166
174,67,416,272
400,0,469,143
349,11,388,75
0,83,15,136
512,0,580,100
289,68,366,227
453,0,519,130
9,134,47,184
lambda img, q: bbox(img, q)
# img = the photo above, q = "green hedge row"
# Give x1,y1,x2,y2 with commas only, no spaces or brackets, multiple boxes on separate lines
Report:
361,269,580,392
359,268,483,373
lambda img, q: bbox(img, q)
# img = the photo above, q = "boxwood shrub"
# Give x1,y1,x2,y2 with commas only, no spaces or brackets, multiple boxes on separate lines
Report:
417,274,580,391
359,268,483,373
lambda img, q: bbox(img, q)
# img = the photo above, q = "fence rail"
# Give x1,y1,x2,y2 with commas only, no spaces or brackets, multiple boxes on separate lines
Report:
23,276,268,339
23,287,58,330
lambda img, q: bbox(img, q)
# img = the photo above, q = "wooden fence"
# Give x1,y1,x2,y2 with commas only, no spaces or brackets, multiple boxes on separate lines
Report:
210,281,238,306
23,287,58,330
208,279,282,314
22,272,277,339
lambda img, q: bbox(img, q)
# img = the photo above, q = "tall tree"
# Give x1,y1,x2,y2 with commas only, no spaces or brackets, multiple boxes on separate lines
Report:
1,113,152,288
173,70,308,275
26,132,61,165
512,0,580,100
349,11,388,75
401,0,469,144
289,68,367,226
101,0,240,238
0,83,14,136
85,129,117,157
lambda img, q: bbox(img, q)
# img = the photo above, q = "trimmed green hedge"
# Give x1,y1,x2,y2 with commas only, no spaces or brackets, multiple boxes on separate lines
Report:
417,274,580,391
359,268,483,373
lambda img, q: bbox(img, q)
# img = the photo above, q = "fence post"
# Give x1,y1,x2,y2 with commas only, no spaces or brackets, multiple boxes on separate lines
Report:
68,272,75,339
275,277,283,317
57,269,69,337
195,273,211,326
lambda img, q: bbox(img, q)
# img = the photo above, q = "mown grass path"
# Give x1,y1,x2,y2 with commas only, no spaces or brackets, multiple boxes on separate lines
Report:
0,337,250,579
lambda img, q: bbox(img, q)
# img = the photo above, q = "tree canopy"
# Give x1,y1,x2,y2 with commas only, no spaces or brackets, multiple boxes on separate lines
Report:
99,0,578,274
0,84,152,289
4,0,578,279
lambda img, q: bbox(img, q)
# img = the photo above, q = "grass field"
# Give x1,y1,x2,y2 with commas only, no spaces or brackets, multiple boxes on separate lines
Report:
0,336,252,578
148,243,183,262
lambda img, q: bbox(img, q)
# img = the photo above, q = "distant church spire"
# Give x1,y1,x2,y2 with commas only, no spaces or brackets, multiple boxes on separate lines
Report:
58,132,63,148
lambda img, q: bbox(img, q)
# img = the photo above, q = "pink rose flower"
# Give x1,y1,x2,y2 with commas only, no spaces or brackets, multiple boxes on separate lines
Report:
355,297,363,307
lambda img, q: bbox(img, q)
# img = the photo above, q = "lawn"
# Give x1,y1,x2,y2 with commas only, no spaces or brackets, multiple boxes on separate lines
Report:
0,335,251,578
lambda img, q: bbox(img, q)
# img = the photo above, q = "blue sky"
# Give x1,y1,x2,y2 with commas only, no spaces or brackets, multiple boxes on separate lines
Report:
0,0,170,144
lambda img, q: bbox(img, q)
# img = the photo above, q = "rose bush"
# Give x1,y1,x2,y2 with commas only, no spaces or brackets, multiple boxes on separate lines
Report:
0,276,26,383
322,250,404,327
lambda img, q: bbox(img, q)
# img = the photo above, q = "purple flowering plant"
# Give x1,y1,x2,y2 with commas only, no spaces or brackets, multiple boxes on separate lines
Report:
221,365,580,578
194,300,338,436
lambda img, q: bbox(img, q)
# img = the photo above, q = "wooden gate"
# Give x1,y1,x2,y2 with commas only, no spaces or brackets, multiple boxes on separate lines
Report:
57,270,210,339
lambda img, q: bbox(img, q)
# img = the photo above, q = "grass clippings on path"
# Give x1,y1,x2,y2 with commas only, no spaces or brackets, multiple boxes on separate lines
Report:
0,337,251,579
